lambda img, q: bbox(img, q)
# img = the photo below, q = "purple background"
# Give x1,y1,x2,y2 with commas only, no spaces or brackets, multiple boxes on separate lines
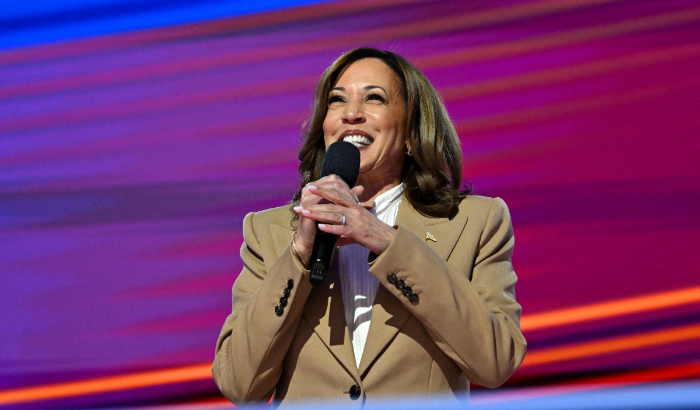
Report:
1,0,700,407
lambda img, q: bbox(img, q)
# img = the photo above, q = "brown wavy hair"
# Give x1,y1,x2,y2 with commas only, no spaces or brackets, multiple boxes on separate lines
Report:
292,47,470,221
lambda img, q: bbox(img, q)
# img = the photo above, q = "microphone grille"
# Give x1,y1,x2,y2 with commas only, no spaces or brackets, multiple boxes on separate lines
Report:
320,141,361,187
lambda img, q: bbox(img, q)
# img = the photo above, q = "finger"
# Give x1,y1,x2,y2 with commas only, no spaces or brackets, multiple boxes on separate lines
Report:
297,208,346,225
316,174,349,190
305,175,346,191
301,179,328,198
350,185,364,203
303,175,351,198
302,178,344,205
301,203,348,215
307,185,357,208
317,223,351,236
300,190,327,206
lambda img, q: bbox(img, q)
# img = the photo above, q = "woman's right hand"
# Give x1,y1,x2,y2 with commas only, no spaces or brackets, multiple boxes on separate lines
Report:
293,175,364,264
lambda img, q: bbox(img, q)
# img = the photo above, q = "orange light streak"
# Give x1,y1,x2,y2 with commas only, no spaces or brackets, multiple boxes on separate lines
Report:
569,360,700,386
522,285,700,332
522,323,700,368
481,361,700,403
4,286,700,405
0,364,212,406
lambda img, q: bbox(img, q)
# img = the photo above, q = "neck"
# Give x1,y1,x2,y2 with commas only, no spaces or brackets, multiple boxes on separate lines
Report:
356,172,402,207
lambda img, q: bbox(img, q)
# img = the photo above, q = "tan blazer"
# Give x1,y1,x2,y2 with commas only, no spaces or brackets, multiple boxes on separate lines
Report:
212,195,526,407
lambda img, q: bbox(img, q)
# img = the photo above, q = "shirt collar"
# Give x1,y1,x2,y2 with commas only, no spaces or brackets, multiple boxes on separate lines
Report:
372,183,404,217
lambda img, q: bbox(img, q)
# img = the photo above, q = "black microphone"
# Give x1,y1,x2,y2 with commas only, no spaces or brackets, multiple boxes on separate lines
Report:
308,141,361,286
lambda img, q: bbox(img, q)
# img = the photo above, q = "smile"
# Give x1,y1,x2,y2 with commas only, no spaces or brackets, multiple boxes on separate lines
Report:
342,133,374,148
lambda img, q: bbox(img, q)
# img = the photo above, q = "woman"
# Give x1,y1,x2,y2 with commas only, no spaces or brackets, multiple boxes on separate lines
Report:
212,48,526,406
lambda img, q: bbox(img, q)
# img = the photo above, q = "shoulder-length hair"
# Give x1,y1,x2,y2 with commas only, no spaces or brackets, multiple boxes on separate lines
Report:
292,47,470,220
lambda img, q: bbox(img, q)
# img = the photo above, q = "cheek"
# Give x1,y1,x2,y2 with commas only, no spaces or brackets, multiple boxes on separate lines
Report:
387,115,406,146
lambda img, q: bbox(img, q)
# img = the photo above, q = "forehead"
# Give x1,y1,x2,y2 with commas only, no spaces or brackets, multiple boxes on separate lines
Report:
333,58,401,91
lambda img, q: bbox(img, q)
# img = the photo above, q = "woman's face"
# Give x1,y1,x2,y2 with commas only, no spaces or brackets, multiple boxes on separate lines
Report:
323,58,407,184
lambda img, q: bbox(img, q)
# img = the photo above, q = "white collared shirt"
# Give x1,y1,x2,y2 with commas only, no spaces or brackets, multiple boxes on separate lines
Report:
337,183,404,368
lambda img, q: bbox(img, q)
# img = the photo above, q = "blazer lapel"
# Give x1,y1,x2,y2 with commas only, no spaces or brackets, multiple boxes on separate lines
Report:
358,284,410,376
358,199,468,377
302,256,361,383
394,200,469,262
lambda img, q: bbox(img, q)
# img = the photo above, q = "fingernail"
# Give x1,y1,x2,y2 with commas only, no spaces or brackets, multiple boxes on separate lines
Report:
293,206,302,212
318,223,326,228
302,209,310,214
308,185,317,190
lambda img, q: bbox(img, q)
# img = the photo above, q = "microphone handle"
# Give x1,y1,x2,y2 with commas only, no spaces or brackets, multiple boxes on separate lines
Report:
308,227,337,286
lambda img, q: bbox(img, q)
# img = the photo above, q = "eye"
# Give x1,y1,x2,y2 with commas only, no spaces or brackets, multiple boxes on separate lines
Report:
328,94,345,104
366,93,386,103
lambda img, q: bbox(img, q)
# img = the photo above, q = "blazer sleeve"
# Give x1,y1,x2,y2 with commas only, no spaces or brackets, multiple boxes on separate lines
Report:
368,197,527,388
212,212,313,404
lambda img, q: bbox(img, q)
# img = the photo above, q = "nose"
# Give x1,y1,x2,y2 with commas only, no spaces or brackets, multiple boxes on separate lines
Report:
341,99,365,124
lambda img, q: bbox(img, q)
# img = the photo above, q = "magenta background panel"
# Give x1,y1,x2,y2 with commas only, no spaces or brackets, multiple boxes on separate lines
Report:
1,0,700,407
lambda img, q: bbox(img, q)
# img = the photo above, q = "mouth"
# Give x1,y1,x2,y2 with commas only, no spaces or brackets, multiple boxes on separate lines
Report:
341,130,374,148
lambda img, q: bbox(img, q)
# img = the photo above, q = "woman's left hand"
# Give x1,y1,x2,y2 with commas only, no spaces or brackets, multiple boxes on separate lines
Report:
294,182,397,255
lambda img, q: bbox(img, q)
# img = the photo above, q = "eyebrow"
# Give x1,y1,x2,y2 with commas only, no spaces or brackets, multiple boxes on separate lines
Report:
331,85,388,94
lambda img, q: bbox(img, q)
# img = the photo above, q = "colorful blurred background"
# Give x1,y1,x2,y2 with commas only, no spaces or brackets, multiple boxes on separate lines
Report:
1,0,699,408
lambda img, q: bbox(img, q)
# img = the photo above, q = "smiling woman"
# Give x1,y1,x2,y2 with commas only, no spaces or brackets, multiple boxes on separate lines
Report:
212,48,527,406
323,58,407,195
296,48,469,219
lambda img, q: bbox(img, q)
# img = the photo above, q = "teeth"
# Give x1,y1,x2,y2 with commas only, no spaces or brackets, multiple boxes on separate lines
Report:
343,134,373,147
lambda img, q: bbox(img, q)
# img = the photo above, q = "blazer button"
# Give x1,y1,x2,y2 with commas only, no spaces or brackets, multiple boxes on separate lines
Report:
349,384,361,400
275,305,284,316
279,296,288,308
283,288,291,298
287,279,294,289
395,279,405,290
387,273,398,284
402,286,412,297
409,293,419,304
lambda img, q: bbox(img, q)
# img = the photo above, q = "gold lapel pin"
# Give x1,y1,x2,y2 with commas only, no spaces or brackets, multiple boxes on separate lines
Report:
425,232,437,242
